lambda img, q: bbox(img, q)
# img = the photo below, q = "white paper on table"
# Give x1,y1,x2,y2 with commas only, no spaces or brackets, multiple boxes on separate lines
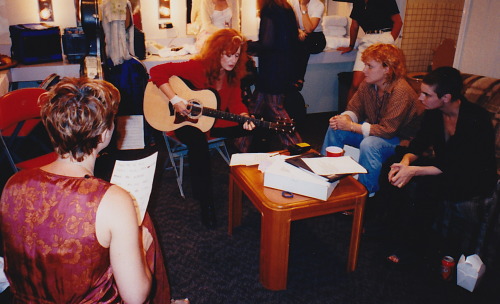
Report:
116,115,145,150
230,153,286,166
110,152,158,224
303,156,367,176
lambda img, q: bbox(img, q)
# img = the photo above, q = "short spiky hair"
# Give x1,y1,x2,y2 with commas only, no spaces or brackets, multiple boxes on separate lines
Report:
195,28,248,87
39,77,120,161
423,66,463,100
361,43,407,84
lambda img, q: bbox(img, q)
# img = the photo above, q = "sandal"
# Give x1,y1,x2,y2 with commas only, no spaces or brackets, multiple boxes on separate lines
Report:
385,248,415,269
293,80,304,91
171,298,190,304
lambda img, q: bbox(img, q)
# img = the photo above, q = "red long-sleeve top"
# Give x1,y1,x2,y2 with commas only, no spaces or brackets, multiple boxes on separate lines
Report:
149,59,248,128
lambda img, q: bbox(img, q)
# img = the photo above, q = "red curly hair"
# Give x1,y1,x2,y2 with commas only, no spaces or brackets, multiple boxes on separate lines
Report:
361,43,407,84
195,28,248,87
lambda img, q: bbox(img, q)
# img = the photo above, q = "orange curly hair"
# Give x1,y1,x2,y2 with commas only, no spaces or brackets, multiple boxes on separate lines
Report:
361,43,407,84
195,28,248,87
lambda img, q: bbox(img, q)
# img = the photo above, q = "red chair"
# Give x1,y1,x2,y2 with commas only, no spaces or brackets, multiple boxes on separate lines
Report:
0,88,57,173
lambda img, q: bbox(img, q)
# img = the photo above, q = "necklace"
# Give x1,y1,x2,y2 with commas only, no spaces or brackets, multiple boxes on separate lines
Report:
57,157,94,177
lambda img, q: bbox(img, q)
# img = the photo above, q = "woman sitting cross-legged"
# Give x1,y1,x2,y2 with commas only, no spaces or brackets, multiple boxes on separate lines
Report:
0,78,184,304
321,43,423,196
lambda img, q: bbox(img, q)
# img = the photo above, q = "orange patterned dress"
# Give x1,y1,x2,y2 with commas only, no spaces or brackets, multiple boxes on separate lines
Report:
0,168,170,303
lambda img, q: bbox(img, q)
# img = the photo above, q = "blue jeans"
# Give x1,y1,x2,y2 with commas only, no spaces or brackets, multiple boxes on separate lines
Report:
321,127,400,194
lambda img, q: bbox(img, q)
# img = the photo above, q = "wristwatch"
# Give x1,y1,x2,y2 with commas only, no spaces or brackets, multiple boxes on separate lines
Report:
301,10,307,15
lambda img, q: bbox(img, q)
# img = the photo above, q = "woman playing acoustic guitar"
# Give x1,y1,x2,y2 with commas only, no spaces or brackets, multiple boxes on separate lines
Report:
150,28,255,229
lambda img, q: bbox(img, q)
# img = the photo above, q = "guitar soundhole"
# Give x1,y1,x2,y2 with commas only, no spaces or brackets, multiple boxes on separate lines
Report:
187,100,203,118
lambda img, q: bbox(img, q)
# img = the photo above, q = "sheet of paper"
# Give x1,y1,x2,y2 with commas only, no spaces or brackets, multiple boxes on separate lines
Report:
110,152,158,224
303,156,367,176
230,153,281,166
116,115,145,150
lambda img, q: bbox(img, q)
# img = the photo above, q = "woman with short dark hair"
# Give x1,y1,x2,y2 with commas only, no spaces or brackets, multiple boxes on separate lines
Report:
1,77,171,303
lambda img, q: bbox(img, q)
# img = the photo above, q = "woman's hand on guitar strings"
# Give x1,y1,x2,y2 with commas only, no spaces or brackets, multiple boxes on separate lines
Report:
173,98,190,117
241,113,256,131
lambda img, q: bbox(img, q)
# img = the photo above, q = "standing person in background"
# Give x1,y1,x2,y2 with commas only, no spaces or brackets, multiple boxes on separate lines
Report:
337,0,403,101
150,29,255,229
322,44,422,196
195,0,240,50
289,0,326,91
0,78,176,303
242,0,303,151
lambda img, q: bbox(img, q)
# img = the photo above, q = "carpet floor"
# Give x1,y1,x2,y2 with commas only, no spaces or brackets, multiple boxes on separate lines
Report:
145,113,500,304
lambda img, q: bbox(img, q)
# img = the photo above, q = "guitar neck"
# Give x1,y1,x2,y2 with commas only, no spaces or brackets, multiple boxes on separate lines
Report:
201,107,276,130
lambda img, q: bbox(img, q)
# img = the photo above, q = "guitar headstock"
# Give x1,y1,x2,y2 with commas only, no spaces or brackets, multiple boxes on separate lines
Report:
269,119,296,134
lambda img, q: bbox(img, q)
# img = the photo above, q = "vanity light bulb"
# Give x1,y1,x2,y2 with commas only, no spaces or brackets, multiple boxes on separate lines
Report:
40,7,52,20
159,7,170,17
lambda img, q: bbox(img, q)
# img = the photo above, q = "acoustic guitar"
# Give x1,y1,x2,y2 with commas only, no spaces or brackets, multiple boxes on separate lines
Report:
143,76,295,133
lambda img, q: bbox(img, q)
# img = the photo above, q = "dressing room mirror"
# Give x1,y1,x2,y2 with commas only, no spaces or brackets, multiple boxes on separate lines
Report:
186,0,241,35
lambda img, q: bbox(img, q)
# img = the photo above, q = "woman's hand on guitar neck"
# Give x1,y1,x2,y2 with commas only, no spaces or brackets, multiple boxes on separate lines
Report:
241,113,256,131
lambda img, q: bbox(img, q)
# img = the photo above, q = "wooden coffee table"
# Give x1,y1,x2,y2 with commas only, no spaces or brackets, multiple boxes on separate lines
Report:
228,161,367,290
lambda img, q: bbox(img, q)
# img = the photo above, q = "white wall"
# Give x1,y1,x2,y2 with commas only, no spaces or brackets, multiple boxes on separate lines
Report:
455,0,500,78
0,0,497,79
0,0,77,45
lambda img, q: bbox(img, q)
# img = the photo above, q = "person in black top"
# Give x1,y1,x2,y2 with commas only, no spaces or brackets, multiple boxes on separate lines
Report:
337,0,403,101
240,0,302,151
379,67,497,265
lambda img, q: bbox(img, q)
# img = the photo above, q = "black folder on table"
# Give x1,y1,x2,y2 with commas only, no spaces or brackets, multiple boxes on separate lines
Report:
285,152,350,183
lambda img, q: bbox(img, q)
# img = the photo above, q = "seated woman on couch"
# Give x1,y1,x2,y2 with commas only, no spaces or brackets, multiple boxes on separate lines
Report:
321,43,423,196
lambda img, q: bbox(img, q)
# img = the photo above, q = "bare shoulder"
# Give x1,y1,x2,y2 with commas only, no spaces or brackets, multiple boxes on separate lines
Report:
98,185,138,227
95,185,138,247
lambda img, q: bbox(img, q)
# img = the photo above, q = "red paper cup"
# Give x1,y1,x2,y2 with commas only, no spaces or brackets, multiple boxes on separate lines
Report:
326,146,344,157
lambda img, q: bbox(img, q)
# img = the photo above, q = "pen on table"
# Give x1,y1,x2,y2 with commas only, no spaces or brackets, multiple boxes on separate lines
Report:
270,151,286,157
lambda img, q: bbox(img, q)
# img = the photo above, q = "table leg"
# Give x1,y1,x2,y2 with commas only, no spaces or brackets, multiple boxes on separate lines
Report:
260,210,291,290
347,195,366,272
228,174,243,235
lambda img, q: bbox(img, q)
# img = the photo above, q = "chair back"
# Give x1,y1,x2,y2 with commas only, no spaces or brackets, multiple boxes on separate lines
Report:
0,88,54,173
0,88,47,131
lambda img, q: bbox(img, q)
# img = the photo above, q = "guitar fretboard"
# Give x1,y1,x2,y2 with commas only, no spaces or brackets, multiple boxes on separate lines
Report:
201,107,293,133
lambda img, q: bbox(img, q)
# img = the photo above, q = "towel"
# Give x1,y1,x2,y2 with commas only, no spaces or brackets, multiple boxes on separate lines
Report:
324,26,347,37
323,15,348,27
325,37,353,49
101,0,135,66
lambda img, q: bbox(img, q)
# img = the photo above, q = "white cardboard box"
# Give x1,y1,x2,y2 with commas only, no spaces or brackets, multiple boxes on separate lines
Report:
263,161,339,201
457,254,486,292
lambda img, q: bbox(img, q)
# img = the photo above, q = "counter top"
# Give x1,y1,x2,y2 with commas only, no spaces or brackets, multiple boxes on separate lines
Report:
7,48,356,83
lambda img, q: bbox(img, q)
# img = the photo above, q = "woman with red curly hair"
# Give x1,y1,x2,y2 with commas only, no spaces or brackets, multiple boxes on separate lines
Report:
321,43,423,196
150,28,255,229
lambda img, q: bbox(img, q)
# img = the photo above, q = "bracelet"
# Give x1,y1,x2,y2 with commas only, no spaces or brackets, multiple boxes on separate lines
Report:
170,95,185,105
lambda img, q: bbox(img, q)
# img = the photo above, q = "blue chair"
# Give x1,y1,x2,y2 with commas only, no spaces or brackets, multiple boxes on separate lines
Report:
163,131,230,198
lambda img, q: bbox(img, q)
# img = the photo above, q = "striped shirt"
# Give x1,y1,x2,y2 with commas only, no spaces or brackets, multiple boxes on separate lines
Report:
345,77,423,140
